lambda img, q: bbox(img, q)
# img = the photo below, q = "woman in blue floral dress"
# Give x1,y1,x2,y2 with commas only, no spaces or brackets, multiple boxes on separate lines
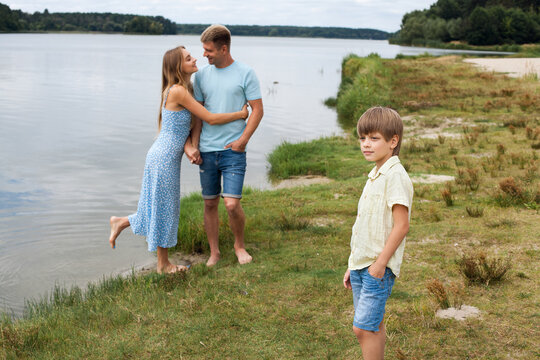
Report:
108,46,248,274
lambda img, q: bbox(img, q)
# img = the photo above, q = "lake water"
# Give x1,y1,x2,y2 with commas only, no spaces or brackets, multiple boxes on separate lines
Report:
0,33,501,316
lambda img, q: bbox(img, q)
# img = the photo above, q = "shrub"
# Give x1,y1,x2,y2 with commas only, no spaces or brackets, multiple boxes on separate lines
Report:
457,251,511,285
466,206,484,218
441,188,453,207
426,278,449,309
426,278,465,309
499,177,523,199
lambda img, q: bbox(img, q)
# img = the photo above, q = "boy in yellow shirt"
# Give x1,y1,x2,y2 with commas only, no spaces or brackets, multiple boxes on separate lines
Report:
343,107,413,360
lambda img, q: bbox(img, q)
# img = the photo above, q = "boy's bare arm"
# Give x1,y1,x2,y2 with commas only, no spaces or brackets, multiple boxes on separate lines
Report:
368,204,410,278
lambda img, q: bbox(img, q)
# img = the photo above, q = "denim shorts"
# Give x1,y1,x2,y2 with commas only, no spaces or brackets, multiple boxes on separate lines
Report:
350,266,396,332
199,149,246,199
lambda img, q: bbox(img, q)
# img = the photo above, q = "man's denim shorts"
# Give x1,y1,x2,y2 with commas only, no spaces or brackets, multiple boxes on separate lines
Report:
199,149,246,199
350,266,396,332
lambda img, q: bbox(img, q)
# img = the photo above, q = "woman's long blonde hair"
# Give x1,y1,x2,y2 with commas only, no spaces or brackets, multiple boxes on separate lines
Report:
158,46,194,131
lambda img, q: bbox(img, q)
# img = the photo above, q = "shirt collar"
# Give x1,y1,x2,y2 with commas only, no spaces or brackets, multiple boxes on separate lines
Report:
368,156,401,180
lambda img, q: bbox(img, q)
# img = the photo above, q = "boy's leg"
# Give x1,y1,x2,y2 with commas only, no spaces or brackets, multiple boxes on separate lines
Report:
221,149,251,264
350,267,395,360
199,151,222,266
353,320,386,360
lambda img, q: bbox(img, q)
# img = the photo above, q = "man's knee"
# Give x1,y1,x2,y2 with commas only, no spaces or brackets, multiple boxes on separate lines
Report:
223,198,242,214
204,198,220,212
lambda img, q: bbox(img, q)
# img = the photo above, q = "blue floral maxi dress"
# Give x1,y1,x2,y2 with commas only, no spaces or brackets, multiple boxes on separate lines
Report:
128,86,191,251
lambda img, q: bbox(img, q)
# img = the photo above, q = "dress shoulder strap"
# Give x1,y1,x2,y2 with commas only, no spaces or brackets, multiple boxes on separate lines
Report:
162,84,176,109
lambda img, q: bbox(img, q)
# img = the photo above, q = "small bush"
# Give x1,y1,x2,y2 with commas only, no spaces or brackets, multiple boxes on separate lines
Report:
426,278,450,309
441,188,453,207
277,213,310,231
426,278,465,309
437,135,446,144
457,251,511,285
499,177,523,199
466,206,484,218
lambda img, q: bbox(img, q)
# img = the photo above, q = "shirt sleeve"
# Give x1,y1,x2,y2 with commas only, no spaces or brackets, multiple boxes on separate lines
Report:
244,68,262,101
386,172,413,210
193,72,203,102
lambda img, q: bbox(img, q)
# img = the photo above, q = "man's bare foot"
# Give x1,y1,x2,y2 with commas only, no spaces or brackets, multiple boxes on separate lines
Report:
206,254,220,267
157,263,189,274
109,216,129,249
235,248,252,265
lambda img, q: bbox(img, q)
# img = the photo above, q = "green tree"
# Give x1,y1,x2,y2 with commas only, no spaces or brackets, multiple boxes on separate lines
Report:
467,6,501,44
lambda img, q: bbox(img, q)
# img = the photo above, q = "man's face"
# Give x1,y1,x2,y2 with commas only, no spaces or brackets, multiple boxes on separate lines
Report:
202,41,224,66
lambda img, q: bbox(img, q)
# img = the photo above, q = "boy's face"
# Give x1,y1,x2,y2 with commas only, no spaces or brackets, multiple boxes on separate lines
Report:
359,131,398,169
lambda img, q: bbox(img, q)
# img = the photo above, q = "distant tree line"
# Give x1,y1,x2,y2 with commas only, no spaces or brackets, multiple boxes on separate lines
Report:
0,3,176,34
178,24,389,40
1,2,390,40
391,0,540,46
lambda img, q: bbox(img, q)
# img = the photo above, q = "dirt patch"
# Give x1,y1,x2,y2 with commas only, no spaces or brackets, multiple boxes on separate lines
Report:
411,174,455,184
273,175,332,189
403,116,466,140
436,305,481,321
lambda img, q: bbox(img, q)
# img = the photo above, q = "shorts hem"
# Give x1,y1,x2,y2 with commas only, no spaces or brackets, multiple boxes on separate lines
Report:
353,322,380,332
222,193,242,199
202,194,220,200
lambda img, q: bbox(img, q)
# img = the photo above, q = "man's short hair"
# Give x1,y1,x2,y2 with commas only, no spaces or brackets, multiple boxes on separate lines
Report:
357,107,404,156
201,24,231,51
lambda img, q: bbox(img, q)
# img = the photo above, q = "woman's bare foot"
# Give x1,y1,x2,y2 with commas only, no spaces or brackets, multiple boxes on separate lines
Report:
206,253,220,267
235,248,252,265
109,216,129,249
157,262,189,274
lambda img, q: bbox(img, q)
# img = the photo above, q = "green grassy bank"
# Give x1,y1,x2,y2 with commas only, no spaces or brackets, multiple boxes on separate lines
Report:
2,55,539,359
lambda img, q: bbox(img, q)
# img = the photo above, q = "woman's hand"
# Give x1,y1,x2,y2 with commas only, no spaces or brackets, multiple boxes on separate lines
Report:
241,104,249,120
184,142,202,165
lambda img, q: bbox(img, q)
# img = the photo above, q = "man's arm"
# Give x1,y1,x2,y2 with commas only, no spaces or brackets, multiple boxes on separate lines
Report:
224,98,264,152
368,204,409,278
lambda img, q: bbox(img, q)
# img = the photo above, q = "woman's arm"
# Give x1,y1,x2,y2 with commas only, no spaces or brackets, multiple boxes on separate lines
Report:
172,86,248,125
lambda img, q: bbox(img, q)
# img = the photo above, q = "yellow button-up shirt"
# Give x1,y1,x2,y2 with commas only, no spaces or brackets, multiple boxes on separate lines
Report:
348,156,413,277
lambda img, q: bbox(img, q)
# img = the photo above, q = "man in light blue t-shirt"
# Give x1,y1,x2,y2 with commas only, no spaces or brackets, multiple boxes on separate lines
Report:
185,24,264,267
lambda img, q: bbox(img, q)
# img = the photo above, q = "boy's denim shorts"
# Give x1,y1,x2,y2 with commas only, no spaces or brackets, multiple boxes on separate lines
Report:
199,149,246,199
350,266,396,332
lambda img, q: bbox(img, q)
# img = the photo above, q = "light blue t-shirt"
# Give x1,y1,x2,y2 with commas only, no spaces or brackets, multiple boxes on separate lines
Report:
194,61,261,152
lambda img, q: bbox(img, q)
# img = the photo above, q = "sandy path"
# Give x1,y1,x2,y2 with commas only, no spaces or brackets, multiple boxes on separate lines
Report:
463,58,540,78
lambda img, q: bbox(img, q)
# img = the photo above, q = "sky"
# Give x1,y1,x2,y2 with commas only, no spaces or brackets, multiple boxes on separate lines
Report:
4,0,436,33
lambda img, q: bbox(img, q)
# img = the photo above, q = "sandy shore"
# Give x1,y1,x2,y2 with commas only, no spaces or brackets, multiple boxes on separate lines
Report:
463,58,540,78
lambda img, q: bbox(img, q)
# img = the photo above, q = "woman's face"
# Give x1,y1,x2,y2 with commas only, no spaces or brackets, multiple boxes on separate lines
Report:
181,48,198,75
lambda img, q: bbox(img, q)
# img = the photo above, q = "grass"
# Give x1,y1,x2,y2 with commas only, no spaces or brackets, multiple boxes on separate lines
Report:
2,55,540,359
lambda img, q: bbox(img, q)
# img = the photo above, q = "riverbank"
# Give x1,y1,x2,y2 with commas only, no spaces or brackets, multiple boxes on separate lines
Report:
2,55,539,359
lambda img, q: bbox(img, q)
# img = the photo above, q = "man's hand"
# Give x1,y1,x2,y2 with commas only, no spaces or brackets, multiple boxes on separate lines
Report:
185,142,202,165
224,138,246,152
343,269,352,289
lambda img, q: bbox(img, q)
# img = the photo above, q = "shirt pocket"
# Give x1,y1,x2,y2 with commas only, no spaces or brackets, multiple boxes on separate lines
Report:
359,192,385,215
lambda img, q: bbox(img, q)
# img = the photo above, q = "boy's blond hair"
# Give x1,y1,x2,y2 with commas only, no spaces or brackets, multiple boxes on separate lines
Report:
357,106,403,156
200,24,231,51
